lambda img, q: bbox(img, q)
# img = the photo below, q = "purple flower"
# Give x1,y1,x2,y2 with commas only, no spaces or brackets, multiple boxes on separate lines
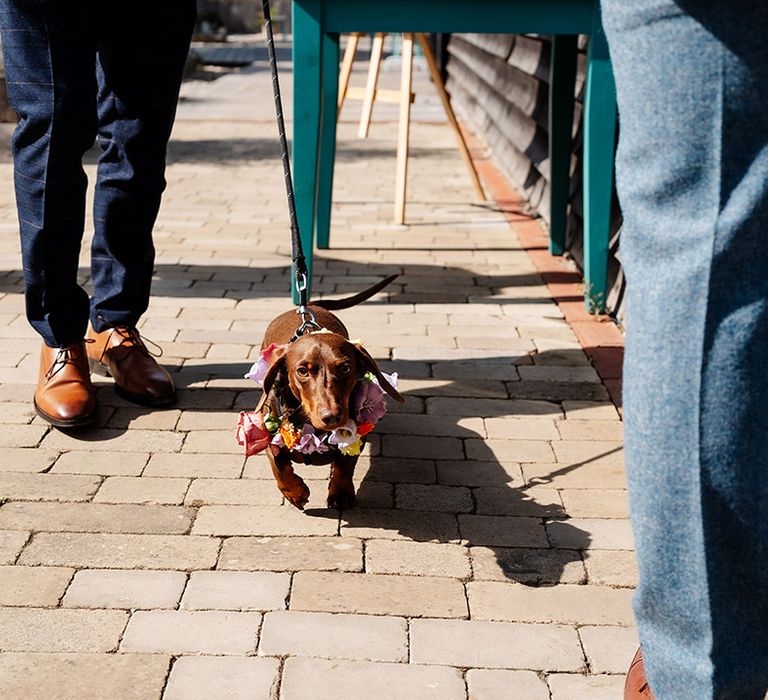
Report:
353,380,387,424
295,424,329,455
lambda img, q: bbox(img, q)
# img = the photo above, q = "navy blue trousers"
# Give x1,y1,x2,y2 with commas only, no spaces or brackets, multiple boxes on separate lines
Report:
0,0,195,347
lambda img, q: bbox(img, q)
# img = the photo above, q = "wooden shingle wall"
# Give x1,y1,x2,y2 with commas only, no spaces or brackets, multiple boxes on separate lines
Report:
446,33,624,319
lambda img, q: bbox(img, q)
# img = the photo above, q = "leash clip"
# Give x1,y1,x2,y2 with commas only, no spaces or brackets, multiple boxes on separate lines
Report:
292,304,321,341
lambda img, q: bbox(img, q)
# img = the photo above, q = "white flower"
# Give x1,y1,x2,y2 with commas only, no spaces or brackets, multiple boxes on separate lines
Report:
328,420,359,450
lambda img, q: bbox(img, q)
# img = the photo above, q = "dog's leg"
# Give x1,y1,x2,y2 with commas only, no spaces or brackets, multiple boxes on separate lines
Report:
328,454,358,510
267,449,310,510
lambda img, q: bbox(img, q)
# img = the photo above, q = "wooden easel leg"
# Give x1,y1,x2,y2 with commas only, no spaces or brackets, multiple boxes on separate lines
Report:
337,32,361,115
416,33,486,201
394,33,414,225
358,33,385,139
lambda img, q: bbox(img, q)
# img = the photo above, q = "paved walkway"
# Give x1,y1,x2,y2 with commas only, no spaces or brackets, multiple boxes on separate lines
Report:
0,46,634,699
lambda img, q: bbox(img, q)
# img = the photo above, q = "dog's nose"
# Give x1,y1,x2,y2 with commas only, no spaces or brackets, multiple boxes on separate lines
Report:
319,408,342,428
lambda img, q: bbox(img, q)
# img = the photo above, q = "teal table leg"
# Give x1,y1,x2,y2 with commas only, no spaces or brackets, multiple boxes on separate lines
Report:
291,0,323,301
316,32,340,250
548,34,578,257
582,6,617,313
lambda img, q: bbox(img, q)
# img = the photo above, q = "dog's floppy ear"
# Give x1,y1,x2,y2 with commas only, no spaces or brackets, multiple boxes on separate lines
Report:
262,345,288,397
353,344,405,402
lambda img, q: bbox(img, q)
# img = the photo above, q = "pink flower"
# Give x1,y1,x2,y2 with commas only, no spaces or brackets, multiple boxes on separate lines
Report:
236,411,271,456
244,343,283,387
353,380,387,424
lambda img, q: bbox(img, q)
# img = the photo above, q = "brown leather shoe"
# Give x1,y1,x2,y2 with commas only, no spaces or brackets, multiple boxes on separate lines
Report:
625,648,656,699
87,326,176,407
34,341,96,428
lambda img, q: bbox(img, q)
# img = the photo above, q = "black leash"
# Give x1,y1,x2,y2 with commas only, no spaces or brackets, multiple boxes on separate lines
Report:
262,0,320,338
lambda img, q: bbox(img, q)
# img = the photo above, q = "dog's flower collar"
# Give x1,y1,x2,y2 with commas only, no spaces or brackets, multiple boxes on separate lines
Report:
237,343,398,458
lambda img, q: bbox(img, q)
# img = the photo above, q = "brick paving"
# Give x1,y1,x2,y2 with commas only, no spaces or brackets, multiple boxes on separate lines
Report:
0,44,632,698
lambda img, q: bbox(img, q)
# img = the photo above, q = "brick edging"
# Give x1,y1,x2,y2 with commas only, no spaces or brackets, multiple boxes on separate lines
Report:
462,127,624,410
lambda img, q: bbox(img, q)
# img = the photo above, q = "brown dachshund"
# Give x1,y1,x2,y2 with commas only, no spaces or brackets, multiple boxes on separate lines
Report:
242,276,404,510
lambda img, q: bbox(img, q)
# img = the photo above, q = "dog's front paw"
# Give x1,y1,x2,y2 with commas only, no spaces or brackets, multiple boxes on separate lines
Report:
327,487,356,511
282,481,311,510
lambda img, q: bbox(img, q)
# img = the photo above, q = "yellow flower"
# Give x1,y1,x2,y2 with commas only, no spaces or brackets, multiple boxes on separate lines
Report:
339,436,363,457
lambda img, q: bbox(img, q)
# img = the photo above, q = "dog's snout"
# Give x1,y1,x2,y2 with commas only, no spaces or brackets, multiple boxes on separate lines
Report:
319,407,343,428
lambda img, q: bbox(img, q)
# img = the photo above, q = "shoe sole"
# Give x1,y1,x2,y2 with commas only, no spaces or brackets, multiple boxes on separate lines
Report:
89,358,177,408
34,400,95,429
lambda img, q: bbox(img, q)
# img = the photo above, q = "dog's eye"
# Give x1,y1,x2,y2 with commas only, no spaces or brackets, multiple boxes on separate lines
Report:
296,366,310,377
339,364,352,375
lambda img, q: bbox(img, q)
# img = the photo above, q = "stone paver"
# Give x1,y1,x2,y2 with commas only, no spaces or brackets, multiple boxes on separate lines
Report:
164,656,279,700
459,514,548,547
290,571,468,618
63,569,187,609
0,473,101,502
410,618,584,671
180,570,289,611
522,461,627,489
0,608,128,652
50,451,148,476
394,483,473,513
579,625,640,674
547,518,634,550
467,581,635,625
143,453,244,478
193,505,339,536
469,546,585,584
42,429,183,453
218,536,363,572
19,533,219,570
558,488,630,518
365,539,471,578
280,657,465,700
0,48,636,693
0,566,73,606
466,669,550,700
259,610,407,662
473,485,564,517
340,508,460,542
0,502,193,534
120,610,261,654
0,652,171,700
93,476,190,504
0,448,59,473
0,531,28,565
584,549,638,587
185,477,282,505
548,673,626,700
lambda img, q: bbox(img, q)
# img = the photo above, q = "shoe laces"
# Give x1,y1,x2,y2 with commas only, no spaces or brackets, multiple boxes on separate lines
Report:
44,340,93,381
100,327,163,364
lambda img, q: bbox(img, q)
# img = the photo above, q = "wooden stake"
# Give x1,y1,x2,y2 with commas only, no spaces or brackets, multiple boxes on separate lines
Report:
394,33,414,224
358,33,385,139
337,33,361,114
416,33,486,201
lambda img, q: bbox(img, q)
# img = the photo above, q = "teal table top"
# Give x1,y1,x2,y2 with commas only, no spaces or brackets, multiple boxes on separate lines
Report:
294,0,598,34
